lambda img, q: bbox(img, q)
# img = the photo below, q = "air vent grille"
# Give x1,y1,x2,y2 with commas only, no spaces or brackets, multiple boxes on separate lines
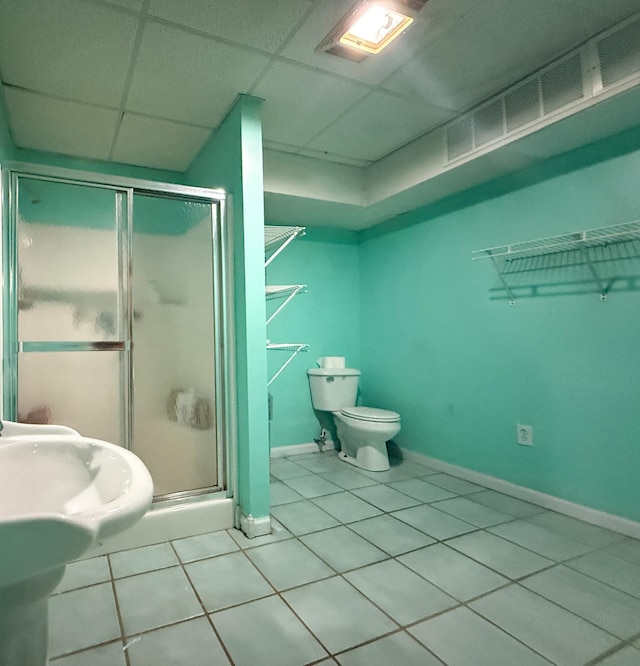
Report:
597,16,640,88
446,116,473,161
541,53,584,114
473,100,504,147
443,10,640,167
505,79,541,132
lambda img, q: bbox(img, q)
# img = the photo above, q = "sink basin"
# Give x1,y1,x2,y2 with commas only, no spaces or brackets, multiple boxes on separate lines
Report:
0,421,153,665
0,433,154,587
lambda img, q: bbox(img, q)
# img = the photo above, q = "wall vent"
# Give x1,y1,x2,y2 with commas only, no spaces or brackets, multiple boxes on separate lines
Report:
473,99,504,148
504,79,541,132
597,15,640,88
443,11,640,167
446,116,473,161
541,53,584,114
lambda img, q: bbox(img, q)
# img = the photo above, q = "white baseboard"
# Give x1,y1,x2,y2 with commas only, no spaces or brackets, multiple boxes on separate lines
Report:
270,440,337,458
402,449,640,540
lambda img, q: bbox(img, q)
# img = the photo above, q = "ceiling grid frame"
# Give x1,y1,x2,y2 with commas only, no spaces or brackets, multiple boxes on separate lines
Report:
1,0,640,227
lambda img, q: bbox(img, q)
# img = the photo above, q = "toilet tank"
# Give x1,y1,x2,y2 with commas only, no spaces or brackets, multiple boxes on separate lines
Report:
307,368,361,411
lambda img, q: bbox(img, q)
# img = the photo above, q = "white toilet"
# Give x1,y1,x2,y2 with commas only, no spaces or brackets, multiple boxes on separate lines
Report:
307,367,401,472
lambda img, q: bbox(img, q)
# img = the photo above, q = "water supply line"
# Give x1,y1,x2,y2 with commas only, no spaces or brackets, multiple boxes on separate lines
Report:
314,428,328,452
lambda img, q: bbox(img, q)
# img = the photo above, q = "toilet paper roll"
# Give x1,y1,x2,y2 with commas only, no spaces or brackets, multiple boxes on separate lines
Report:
317,356,346,369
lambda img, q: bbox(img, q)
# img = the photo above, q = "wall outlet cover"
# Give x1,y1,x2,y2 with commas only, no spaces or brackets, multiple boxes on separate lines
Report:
517,424,533,446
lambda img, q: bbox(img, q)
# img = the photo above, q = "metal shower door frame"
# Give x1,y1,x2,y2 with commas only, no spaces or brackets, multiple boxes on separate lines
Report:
1,163,233,498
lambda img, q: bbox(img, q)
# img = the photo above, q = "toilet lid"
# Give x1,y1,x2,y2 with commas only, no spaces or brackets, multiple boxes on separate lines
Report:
340,406,400,423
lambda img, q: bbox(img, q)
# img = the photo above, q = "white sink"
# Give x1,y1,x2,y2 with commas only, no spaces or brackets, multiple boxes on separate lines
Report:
0,421,153,665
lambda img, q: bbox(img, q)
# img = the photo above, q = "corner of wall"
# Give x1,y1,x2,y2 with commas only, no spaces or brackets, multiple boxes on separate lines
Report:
186,95,271,523
0,88,15,162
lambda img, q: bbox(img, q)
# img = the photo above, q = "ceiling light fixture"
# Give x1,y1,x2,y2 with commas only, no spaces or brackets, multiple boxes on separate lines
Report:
317,0,429,63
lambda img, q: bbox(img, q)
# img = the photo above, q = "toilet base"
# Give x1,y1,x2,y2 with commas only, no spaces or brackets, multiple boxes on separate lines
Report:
338,448,390,473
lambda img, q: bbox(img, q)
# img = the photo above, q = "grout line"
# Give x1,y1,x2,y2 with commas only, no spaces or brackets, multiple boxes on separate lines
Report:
585,629,640,665
229,537,337,659
48,453,639,664
49,638,127,663
167,540,237,666
460,604,559,664
107,553,132,666
107,0,151,161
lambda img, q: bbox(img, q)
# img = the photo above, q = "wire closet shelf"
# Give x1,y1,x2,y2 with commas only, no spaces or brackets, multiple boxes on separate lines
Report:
472,219,640,304
472,220,640,261
264,225,309,386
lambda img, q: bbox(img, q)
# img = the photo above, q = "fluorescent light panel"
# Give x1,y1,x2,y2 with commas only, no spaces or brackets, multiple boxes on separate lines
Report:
340,5,413,54
317,0,428,62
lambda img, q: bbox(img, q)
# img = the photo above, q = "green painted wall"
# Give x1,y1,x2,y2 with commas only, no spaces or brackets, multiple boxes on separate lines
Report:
266,227,360,448
0,92,14,161
187,95,270,521
358,129,640,522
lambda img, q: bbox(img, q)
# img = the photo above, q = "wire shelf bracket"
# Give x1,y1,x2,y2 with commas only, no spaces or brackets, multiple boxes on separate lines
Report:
265,285,308,325
265,226,305,268
267,343,310,387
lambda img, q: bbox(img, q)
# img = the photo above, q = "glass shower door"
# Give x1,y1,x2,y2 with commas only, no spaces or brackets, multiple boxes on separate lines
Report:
131,193,219,497
13,176,127,444
8,172,225,500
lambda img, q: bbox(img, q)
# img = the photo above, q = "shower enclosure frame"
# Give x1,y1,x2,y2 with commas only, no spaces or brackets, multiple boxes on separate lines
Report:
0,162,236,510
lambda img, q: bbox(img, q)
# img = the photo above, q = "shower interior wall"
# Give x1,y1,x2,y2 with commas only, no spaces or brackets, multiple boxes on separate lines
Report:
268,126,640,525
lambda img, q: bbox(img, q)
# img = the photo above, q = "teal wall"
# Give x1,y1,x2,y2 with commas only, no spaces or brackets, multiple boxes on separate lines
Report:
0,92,14,161
266,227,360,448
187,95,270,521
358,130,640,522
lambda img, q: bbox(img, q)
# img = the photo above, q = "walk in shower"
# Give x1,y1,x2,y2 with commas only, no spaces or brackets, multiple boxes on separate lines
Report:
2,168,232,511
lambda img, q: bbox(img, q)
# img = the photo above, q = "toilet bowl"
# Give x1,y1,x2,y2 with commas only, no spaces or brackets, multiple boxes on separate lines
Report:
334,407,401,472
307,367,401,472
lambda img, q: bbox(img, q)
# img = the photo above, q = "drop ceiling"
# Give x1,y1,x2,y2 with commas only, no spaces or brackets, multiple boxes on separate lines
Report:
1,0,640,229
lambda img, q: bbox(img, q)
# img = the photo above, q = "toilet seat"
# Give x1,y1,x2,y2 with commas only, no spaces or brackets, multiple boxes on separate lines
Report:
340,406,400,423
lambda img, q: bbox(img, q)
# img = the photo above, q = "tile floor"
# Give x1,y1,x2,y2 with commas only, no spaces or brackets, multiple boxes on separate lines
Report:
50,451,640,665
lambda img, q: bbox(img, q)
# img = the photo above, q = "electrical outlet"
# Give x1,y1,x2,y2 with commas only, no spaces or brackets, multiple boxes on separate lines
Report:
517,424,533,446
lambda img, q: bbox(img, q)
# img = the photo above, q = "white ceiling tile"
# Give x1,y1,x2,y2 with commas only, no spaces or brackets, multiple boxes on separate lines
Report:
148,0,313,53
1,0,638,220
263,140,373,167
0,0,139,106
561,0,640,35
262,139,301,153
254,62,369,146
382,0,612,113
4,87,119,161
101,0,144,10
112,113,211,171
126,22,269,127
307,91,450,162
293,145,373,168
